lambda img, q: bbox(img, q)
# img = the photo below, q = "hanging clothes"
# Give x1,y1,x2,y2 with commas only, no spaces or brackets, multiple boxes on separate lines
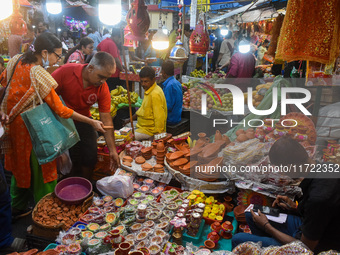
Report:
276,0,340,64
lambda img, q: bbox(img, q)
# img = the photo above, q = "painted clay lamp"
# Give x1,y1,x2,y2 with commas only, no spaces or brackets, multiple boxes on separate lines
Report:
221,221,233,239
170,217,187,245
126,0,150,41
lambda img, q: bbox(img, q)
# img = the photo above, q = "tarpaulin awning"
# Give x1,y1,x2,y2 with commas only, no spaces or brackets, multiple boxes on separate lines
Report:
207,0,268,24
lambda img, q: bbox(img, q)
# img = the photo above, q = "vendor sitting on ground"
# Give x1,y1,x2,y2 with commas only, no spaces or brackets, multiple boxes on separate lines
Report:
161,60,183,126
232,136,340,253
125,66,167,141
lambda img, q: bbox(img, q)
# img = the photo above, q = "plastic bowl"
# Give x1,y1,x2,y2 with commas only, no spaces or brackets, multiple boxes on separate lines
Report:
55,177,92,204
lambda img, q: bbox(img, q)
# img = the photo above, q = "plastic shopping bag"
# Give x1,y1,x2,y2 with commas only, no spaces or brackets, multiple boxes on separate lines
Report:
96,175,133,198
56,150,72,175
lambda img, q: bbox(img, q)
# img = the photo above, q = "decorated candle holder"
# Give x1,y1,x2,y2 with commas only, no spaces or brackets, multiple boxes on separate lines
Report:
220,221,233,239
189,12,209,55
207,231,220,244
263,119,274,133
170,218,187,245
273,123,287,137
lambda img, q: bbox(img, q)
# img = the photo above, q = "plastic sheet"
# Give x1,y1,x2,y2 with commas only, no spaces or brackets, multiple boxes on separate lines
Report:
223,139,266,166
262,241,313,255
316,102,340,156
232,241,262,254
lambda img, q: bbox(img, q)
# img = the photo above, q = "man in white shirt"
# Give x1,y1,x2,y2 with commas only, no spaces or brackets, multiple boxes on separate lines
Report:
216,31,234,72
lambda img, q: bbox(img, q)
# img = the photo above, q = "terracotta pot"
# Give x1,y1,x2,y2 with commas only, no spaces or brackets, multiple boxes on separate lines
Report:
221,221,233,239
156,141,165,151
189,20,209,54
126,0,150,41
110,229,120,238
224,196,232,203
203,240,215,250
119,242,132,255
210,222,221,233
207,231,220,244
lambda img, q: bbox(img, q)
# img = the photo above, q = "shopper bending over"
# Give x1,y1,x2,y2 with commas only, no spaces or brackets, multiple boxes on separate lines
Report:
161,60,182,125
0,33,106,220
64,37,94,64
124,66,167,141
52,52,120,180
232,136,340,253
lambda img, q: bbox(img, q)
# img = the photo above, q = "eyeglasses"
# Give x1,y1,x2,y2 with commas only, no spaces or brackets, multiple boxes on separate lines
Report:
53,52,62,60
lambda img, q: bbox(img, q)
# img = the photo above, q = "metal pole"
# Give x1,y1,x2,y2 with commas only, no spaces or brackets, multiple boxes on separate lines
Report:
121,30,135,139
181,4,185,42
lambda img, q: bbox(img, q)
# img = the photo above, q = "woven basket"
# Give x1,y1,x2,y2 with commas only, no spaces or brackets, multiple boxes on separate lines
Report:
32,192,93,239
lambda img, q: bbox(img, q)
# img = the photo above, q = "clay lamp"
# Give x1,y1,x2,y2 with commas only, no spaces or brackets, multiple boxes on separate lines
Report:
140,185,150,193
156,141,165,151
55,245,68,254
133,183,140,190
135,156,146,164
138,247,150,255
119,242,132,255
151,188,161,196
67,243,81,254
141,147,152,154
123,156,133,162
144,179,154,186
203,240,215,250
129,251,144,255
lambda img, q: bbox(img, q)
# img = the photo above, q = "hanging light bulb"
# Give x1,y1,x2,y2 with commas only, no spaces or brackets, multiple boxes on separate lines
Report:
152,29,169,50
220,25,228,36
99,0,121,26
239,39,250,54
46,0,62,15
0,0,13,21
152,18,169,50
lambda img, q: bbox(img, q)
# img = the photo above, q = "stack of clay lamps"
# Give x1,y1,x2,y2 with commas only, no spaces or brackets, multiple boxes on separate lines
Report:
156,141,166,165
141,146,152,160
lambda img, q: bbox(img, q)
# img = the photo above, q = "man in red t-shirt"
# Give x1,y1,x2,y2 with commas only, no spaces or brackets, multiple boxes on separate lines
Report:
52,52,120,180
97,27,125,91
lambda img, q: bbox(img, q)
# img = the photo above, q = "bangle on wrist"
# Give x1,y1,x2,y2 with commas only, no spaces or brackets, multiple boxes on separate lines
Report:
263,221,270,231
